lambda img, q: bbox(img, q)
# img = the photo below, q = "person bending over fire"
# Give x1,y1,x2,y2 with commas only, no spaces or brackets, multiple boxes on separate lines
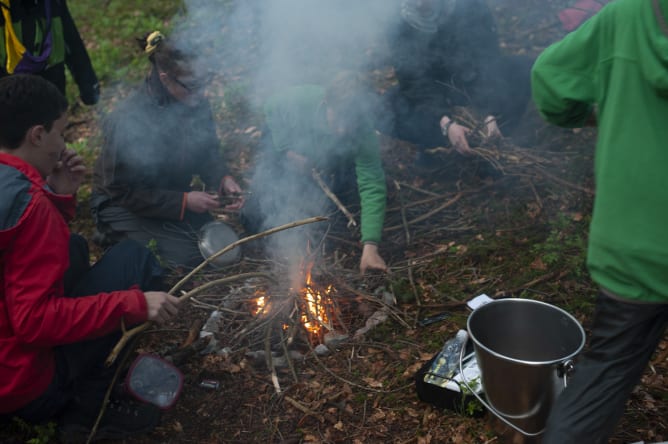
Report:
241,72,388,275
382,0,533,159
91,31,244,269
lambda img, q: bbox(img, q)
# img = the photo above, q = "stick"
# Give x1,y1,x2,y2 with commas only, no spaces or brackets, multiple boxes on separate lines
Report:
384,192,463,232
394,180,411,245
311,169,357,228
534,166,595,195
395,181,440,197
86,337,138,443
266,318,281,394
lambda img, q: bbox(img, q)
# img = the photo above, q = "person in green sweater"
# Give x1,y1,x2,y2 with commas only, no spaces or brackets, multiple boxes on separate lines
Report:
531,0,668,441
242,73,388,274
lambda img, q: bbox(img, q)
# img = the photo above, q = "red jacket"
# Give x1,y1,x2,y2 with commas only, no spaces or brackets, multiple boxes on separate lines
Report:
0,153,148,413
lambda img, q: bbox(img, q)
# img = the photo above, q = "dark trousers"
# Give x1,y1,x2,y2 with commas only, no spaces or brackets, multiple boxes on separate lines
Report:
543,291,668,444
9,235,164,424
94,203,212,269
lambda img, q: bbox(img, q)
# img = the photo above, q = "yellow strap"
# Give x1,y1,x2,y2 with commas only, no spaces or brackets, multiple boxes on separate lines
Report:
1,0,26,74
144,30,163,55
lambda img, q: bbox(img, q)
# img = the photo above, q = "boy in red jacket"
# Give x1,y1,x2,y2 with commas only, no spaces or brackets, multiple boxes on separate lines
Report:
0,74,180,440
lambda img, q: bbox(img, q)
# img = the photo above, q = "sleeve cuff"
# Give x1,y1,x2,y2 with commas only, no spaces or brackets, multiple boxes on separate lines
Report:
179,193,188,220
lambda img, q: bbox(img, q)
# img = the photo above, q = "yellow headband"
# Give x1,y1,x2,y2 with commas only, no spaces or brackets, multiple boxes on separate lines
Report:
144,31,164,55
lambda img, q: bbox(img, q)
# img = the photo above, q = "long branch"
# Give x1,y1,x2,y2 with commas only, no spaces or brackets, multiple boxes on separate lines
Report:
312,169,357,228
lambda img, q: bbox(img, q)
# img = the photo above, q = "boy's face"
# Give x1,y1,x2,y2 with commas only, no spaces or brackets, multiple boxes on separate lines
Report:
31,113,68,178
160,70,208,108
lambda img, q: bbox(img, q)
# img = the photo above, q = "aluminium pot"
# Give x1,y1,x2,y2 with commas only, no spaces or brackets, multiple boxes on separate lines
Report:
197,221,241,267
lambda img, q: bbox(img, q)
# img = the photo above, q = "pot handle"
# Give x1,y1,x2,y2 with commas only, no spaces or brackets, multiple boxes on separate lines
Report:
458,335,545,437
557,359,575,388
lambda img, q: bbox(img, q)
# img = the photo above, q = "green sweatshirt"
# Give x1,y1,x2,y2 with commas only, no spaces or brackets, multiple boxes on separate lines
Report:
264,85,387,244
532,0,668,303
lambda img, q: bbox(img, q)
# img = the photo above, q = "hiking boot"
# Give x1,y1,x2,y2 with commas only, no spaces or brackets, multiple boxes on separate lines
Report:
59,397,161,443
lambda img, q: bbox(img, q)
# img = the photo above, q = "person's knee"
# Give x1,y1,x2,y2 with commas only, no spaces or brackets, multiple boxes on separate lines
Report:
108,239,164,288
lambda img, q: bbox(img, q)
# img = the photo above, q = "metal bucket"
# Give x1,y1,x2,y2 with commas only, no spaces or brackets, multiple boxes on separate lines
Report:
465,298,585,436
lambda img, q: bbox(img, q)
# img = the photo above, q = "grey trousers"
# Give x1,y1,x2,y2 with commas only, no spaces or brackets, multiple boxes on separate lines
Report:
542,291,668,444
97,206,209,269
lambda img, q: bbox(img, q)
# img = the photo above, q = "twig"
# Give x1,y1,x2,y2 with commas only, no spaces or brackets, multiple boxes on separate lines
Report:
266,318,281,394
406,264,421,327
284,396,321,420
86,337,138,443
312,169,356,228
279,327,299,383
494,270,569,298
384,192,463,232
395,181,440,197
534,166,595,195
394,180,411,245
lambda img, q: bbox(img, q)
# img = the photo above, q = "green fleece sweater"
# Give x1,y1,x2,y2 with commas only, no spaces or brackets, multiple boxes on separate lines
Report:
264,85,387,244
532,0,668,303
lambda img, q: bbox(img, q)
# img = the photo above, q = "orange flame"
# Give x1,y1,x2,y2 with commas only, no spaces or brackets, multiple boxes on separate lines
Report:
298,262,333,337
253,288,267,315
250,261,335,341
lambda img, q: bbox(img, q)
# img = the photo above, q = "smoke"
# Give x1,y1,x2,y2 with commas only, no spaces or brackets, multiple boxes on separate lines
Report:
155,0,542,269
165,0,402,267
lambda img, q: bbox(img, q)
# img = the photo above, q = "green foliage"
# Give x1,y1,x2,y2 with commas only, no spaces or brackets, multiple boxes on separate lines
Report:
67,1,185,90
531,213,589,277
67,139,96,166
11,417,57,444
458,376,484,417
146,238,165,267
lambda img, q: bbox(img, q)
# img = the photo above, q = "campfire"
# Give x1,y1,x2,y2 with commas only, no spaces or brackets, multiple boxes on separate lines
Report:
252,260,340,345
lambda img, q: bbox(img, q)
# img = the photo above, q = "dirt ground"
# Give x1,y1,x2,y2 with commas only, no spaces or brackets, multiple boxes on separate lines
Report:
2,0,666,443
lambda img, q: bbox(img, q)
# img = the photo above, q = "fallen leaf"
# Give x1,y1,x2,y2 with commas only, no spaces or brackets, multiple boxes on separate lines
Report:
530,257,547,270
362,377,383,388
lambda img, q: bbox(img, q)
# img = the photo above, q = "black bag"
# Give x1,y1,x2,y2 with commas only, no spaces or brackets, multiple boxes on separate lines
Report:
414,352,486,417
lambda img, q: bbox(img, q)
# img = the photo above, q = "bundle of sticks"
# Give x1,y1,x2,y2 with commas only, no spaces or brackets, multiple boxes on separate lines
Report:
426,109,594,195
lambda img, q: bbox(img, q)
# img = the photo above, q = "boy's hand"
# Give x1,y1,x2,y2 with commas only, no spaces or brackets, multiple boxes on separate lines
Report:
47,148,86,195
218,175,245,210
143,291,180,324
186,191,221,213
360,243,388,274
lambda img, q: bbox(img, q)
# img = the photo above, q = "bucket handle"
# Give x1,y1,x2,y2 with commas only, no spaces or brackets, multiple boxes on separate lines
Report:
458,336,574,437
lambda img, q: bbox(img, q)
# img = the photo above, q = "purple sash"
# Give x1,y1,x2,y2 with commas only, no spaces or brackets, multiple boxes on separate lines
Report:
14,0,53,74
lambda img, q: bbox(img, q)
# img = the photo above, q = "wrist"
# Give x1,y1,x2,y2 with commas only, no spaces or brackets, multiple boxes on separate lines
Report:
441,119,455,138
